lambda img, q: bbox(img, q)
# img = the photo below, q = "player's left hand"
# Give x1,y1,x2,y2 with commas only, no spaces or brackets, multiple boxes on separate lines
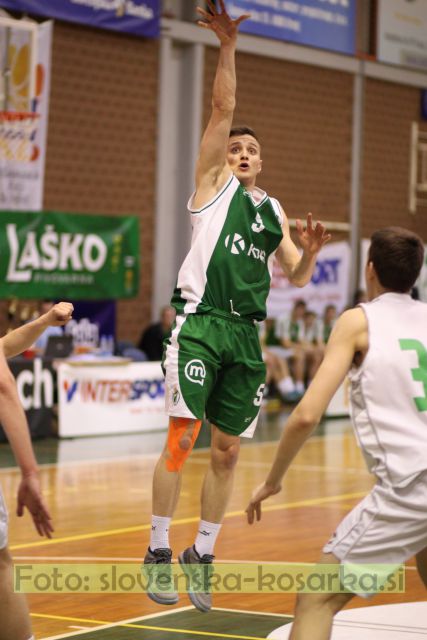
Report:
45,302,74,326
246,481,282,524
17,473,54,538
296,213,331,256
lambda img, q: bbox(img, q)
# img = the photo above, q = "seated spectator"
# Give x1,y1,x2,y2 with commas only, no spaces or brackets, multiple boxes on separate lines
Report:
302,309,323,383
275,300,307,396
138,305,176,361
319,304,337,344
33,300,63,353
259,321,302,403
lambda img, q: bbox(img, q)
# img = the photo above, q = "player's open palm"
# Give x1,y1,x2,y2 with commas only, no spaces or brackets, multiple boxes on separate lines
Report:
296,212,331,256
197,0,250,44
246,481,282,525
17,474,54,538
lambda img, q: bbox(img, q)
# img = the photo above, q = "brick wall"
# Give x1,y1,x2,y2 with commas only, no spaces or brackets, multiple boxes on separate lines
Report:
203,47,354,231
44,22,159,343
203,48,427,248
0,22,159,341
362,78,427,239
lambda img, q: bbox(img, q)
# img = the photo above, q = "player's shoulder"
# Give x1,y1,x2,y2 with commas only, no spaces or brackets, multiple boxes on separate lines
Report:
334,307,367,336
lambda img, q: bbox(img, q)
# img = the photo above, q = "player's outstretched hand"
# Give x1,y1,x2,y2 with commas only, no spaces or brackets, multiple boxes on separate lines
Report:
296,212,331,256
45,302,74,327
246,481,281,525
196,0,250,44
17,473,54,538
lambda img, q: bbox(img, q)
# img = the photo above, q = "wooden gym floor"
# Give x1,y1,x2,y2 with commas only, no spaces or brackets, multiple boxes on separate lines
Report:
0,405,425,639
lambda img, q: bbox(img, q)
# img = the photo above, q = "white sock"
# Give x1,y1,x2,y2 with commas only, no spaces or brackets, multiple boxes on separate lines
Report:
150,515,171,550
295,381,305,393
194,520,222,557
278,376,294,395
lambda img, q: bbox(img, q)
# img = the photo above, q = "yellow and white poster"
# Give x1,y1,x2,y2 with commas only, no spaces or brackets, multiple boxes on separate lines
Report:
0,19,52,210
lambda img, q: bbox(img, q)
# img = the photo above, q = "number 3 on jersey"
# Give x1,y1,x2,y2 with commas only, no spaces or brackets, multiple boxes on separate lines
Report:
399,339,427,412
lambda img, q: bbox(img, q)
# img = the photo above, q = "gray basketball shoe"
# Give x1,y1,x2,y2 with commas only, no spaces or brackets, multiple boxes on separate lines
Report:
178,545,215,612
143,547,179,605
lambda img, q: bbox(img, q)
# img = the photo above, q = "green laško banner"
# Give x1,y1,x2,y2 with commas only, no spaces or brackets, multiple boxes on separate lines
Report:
0,211,139,299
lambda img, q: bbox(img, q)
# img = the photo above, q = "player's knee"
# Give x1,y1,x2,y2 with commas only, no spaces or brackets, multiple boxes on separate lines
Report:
212,442,240,473
165,417,202,472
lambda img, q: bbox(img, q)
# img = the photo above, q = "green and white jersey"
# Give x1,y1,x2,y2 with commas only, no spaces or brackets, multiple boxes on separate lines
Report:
171,174,283,321
349,293,427,487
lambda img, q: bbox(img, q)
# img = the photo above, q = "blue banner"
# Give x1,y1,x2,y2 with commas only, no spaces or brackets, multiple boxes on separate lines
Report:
224,0,355,55
0,0,159,38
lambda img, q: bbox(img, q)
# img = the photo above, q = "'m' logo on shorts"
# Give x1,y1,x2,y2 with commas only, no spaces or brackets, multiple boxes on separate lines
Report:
184,359,206,386
225,233,245,255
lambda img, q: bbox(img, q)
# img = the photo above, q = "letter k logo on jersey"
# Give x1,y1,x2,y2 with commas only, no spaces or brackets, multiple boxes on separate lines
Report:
225,233,246,255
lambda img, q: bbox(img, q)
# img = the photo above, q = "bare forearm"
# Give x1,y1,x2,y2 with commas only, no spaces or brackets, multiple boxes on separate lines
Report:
1,317,49,358
288,251,318,288
0,377,38,475
265,410,317,486
212,43,236,113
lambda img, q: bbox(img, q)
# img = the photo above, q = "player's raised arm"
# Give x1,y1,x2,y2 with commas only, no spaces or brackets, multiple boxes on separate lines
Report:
194,1,249,205
246,308,367,524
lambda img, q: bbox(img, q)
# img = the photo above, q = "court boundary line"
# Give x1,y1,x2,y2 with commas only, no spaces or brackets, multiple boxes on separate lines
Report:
41,606,195,640
37,606,290,640
10,491,368,551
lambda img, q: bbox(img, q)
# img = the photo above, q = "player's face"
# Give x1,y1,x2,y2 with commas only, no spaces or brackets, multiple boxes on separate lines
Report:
227,135,262,186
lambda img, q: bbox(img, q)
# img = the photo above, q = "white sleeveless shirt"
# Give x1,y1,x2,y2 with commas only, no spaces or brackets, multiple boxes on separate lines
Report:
349,292,427,487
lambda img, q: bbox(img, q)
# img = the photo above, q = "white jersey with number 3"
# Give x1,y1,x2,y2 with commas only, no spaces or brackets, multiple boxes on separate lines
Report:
349,292,427,487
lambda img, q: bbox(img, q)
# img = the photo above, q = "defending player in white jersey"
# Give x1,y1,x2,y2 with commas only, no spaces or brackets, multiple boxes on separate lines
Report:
247,226,427,640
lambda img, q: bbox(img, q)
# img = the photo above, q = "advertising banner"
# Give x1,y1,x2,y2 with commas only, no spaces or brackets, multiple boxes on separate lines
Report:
0,20,52,210
0,210,139,299
267,241,350,318
58,361,167,437
224,0,356,55
0,0,159,37
377,0,427,71
0,357,55,441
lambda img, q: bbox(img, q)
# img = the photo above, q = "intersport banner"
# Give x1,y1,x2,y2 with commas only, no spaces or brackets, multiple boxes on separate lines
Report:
0,210,139,299
0,21,52,211
223,0,356,55
0,0,159,37
58,361,166,437
267,241,350,318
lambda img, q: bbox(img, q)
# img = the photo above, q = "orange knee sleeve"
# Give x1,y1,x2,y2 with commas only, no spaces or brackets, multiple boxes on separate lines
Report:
165,417,202,472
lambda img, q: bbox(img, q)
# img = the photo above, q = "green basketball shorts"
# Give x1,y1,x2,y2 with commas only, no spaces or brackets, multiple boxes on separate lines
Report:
163,311,266,437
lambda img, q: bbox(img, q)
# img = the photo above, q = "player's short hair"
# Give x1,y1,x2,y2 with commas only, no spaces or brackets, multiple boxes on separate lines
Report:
368,227,425,293
229,126,259,142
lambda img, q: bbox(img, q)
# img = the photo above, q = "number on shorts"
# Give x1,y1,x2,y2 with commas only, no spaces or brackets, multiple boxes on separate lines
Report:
399,339,427,412
253,383,265,407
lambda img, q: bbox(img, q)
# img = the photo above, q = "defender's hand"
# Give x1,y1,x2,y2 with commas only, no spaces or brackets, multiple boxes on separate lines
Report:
246,481,282,524
45,302,74,327
17,474,54,538
196,0,250,44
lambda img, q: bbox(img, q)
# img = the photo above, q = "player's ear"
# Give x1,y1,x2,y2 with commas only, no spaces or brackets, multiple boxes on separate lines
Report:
258,159,262,174
365,261,375,282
